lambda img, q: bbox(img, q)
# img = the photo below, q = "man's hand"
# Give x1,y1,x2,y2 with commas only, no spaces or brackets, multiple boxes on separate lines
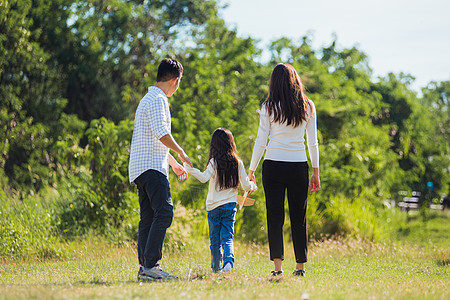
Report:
178,151,192,167
168,153,189,180
172,162,188,181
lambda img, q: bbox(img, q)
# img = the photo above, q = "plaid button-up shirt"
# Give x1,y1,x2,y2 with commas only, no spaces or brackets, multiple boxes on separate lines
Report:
129,86,171,182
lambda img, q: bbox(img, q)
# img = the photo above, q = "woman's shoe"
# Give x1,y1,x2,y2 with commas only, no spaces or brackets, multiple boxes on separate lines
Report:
271,270,283,276
292,269,305,277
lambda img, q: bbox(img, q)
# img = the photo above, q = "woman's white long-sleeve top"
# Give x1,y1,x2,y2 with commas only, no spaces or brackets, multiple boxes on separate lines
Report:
249,100,319,171
183,159,257,211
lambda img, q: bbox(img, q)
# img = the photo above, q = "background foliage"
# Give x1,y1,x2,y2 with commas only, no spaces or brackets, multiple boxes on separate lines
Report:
1,0,449,259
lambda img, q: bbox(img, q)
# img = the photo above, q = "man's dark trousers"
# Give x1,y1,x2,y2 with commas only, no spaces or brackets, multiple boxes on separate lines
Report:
134,169,173,269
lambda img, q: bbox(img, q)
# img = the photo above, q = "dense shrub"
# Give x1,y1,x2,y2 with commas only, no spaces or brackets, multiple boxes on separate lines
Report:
0,192,62,260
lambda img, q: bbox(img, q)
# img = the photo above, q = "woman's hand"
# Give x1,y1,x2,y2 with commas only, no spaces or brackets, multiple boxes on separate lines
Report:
247,170,256,195
248,170,256,183
310,168,320,193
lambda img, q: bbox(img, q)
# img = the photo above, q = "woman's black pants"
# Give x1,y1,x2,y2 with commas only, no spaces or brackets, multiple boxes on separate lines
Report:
262,160,309,263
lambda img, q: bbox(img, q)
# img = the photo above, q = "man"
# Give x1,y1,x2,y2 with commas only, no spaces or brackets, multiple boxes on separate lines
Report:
129,58,192,281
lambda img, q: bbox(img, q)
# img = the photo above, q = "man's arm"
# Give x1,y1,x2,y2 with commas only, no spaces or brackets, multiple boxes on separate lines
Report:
160,134,192,167
169,153,188,181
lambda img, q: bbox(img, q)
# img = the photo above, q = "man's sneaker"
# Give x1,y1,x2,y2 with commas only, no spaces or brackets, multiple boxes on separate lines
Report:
157,267,178,280
138,266,145,281
222,262,233,272
138,266,178,281
138,266,159,282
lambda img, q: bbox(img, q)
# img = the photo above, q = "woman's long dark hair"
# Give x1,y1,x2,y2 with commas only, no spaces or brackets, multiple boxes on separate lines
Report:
264,63,311,127
208,128,239,190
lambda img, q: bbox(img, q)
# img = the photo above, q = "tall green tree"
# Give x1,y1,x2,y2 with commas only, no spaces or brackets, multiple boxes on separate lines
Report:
38,0,220,122
0,0,85,192
416,81,450,198
0,0,220,192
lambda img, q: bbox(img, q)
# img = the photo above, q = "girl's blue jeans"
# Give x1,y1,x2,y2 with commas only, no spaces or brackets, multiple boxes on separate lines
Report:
207,202,237,271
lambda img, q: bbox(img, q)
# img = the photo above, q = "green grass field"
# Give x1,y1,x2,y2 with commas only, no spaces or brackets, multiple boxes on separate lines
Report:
1,211,449,299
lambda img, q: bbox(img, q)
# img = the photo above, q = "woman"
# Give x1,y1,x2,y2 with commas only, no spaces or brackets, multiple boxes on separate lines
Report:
248,63,320,277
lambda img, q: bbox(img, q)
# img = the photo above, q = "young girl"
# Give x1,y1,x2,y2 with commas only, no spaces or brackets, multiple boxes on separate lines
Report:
183,128,257,272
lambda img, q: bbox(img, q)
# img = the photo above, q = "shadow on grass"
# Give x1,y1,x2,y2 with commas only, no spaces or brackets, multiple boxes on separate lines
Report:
0,281,114,287
187,267,208,281
267,276,284,283
77,277,111,285
436,259,450,267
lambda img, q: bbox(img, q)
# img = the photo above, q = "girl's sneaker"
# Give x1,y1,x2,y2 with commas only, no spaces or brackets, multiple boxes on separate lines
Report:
223,262,232,272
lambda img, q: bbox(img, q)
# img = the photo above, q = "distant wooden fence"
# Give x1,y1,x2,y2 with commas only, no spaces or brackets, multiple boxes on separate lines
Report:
384,191,446,213
397,191,421,212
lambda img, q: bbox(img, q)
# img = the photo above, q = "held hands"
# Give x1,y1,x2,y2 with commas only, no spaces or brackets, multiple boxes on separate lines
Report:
178,151,192,167
172,162,188,181
169,151,190,181
248,170,255,183
248,170,256,195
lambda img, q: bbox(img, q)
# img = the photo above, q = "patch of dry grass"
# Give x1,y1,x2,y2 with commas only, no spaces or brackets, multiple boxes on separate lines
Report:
1,237,448,299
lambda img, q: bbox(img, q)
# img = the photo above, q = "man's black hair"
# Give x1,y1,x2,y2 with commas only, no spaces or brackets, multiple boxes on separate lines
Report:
156,58,183,82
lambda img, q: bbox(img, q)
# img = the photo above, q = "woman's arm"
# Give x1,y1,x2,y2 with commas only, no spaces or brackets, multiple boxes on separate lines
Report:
183,160,214,183
249,107,270,173
306,100,320,192
305,100,319,168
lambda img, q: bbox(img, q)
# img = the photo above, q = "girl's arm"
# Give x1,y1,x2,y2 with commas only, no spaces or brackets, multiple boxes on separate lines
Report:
238,160,257,192
183,160,214,183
